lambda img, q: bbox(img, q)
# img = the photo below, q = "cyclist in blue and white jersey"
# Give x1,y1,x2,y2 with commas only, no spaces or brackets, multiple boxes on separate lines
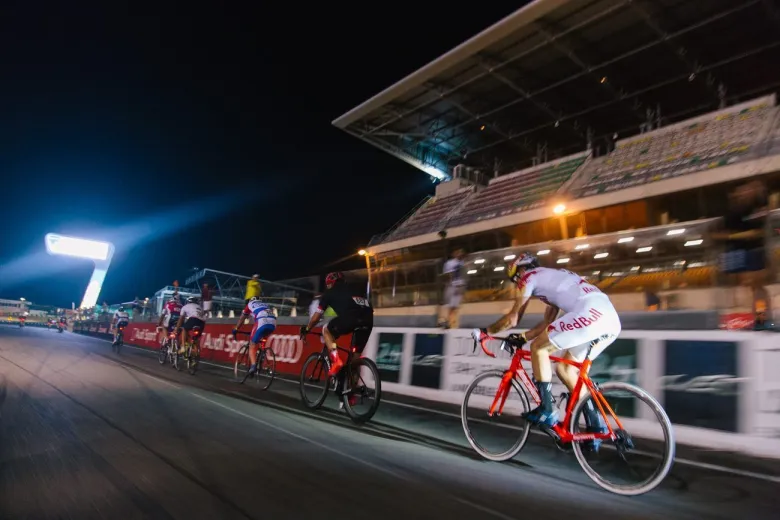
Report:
232,296,276,375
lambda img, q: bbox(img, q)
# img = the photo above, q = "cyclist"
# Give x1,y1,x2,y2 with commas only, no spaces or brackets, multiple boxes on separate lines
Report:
471,253,622,448
112,305,131,345
232,296,276,375
156,296,182,346
299,272,373,377
174,296,206,354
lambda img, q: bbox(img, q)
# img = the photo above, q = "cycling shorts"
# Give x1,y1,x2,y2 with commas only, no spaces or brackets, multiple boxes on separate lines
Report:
116,319,130,329
544,294,621,361
325,310,374,353
251,322,275,344
182,317,206,332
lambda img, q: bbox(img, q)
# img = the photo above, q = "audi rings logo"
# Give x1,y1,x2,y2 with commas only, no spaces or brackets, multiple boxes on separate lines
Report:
266,335,303,364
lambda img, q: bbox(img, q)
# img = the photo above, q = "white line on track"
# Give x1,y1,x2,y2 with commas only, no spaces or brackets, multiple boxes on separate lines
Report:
81,336,780,484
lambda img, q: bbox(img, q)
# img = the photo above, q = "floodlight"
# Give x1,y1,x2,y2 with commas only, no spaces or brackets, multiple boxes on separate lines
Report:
45,233,115,309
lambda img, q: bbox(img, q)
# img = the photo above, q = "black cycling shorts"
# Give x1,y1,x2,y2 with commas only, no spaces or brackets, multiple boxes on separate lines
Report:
166,315,180,333
325,310,374,353
182,317,206,331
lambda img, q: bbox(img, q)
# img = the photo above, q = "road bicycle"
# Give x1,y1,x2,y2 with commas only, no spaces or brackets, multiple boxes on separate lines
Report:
112,323,127,354
182,326,202,375
299,329,381,423
158,327,182,371
461,333,674,495
232,330,276,390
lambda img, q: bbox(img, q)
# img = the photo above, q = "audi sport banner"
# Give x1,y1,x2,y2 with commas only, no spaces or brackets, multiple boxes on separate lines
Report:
119,322,352,376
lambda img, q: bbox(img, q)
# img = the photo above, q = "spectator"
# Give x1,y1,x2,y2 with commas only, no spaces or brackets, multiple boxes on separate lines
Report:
440,248,466,329
244,274,262,303
202,283,213,318
714,180,770,329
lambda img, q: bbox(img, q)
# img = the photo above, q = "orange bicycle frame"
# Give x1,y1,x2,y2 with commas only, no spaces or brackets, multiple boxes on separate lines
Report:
486,343,625,443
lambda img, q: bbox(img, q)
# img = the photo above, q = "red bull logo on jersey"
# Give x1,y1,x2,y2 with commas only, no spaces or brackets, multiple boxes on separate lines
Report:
549,308,603,333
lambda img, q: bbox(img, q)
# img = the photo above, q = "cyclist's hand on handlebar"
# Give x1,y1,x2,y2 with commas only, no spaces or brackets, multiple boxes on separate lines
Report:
299,325,309,341
231,328,238,339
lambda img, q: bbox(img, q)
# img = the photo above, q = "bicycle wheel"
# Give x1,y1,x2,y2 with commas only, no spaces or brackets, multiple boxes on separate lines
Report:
570,381,675,496
171,339,182,371
461,370,532,462
300,352,329,409
234,345,251,382
187,342,199,375
158,340,168,365
255,347,275,391
342,357,381,423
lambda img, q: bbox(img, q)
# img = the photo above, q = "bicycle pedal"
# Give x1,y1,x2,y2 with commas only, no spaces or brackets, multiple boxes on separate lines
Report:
538,423,562,442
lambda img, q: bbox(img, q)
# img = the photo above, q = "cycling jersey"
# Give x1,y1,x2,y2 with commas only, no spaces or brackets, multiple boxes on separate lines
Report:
516,267,604,312
180,303,205,320
243,300,276,343
517,267,621,361
317,284,372,317
162,301,182,327
113,311,130,323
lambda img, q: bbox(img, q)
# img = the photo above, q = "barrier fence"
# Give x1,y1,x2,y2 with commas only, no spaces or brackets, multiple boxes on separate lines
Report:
73,321,780,458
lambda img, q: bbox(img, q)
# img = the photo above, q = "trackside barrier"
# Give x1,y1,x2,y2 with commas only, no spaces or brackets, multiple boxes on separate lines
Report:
359,327,780,459
73,321,780,458
73,321,352,377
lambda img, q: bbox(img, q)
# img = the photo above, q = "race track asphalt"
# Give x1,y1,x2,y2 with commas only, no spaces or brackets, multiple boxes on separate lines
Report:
0,325,777,519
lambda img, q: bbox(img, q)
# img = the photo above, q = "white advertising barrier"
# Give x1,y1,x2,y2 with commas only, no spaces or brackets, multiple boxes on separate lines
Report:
362,327,780,459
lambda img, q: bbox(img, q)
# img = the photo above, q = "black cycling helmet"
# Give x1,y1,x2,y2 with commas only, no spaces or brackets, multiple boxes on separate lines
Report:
506,253,540,283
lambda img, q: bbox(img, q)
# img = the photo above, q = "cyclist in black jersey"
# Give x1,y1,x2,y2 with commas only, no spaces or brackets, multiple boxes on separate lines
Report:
300,272,373,376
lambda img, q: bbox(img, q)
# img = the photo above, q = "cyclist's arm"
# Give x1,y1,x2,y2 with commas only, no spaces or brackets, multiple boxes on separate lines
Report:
486,295,531,334
523,304,559,341
304,311,323,333
234,313,247,331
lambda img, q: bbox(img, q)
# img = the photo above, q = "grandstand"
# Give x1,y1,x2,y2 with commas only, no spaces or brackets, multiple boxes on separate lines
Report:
333,0,780,317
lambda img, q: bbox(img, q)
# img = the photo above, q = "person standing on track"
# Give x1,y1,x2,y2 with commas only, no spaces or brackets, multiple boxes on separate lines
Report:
471,253,622,449
299,272,373,377
232,296,276,375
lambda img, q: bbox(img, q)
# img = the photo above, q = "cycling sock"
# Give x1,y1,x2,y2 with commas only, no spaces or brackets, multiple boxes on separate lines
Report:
537,381,554,413
583,400,605,430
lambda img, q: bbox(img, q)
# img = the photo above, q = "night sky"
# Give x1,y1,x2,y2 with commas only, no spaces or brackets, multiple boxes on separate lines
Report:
0,3,522,307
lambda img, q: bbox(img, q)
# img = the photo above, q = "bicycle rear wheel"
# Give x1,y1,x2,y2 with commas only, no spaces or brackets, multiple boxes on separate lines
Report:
300,352,329,409
461,370,532,461
171,339,182,371
187,342,200,375
255,347,275,391
158,340,168,365
342,357,381,424
570,381,675,496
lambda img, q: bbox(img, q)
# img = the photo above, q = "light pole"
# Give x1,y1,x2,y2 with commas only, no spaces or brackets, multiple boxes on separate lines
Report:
45,234,115,309
358,249,372,300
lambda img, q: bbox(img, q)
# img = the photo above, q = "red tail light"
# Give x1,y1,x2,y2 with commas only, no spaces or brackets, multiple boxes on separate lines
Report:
192,329,200,337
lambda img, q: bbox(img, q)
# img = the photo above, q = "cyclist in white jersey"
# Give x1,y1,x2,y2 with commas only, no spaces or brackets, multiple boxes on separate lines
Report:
174,296,206,354
112,306,131,345
232,296,277,375
472,253,621,443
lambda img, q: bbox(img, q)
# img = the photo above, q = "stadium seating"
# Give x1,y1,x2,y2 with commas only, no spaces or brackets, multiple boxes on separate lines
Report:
576,100,774,198
386,187,473,241
447,154,588,227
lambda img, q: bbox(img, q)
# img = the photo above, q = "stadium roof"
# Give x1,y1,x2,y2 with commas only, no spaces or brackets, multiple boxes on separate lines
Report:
333,0,780,180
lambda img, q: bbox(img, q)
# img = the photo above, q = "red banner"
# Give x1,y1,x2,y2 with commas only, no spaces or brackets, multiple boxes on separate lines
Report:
123,323,352,376
719,313,755,330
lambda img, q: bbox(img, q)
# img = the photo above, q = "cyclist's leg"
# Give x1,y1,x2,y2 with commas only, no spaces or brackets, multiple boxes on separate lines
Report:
324,316,352,375
248,323,274,371
348,313,374,388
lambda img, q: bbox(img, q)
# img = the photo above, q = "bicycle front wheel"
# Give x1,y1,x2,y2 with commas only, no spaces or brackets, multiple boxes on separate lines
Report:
570,381,675,496
342,357,381,424
300,353,329,409
234,345,250,382
461,370,532,462
158,341,168,365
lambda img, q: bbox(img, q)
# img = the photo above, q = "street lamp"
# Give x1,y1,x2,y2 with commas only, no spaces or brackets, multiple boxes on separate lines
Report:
45,234,115,309
359,249,372,299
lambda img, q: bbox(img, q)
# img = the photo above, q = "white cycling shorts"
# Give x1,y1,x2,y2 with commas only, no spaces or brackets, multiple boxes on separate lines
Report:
545,294,621,361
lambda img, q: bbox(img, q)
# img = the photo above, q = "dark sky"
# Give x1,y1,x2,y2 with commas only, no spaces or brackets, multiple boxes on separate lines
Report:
0,3,520,308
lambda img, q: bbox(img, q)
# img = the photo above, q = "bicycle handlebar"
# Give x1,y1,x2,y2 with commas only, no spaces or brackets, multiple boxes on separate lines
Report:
473,333,526,358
